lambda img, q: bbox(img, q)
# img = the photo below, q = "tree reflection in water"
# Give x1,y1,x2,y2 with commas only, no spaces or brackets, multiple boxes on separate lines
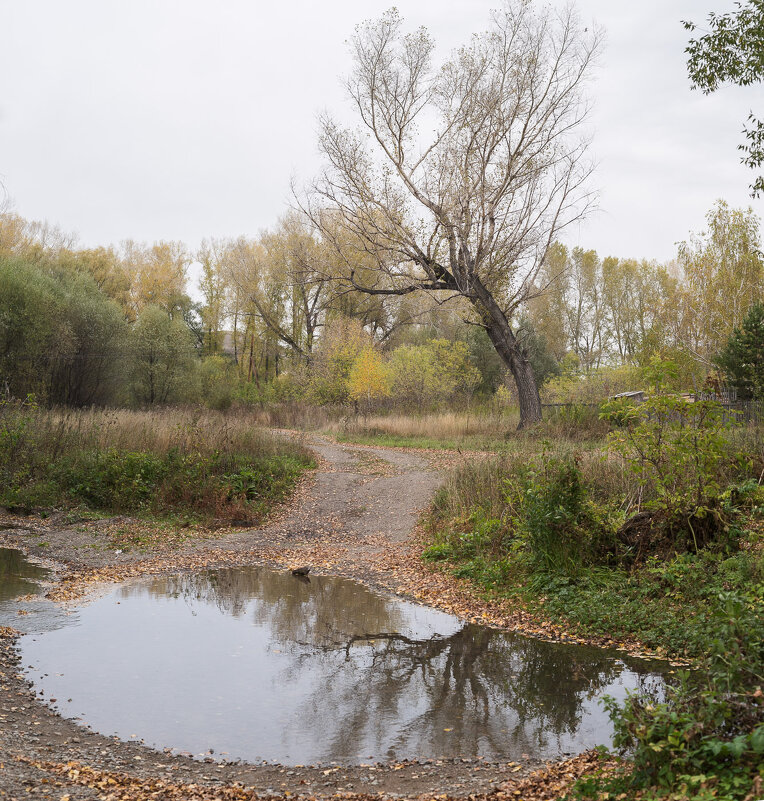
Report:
116,567,664,761
0,547,48,604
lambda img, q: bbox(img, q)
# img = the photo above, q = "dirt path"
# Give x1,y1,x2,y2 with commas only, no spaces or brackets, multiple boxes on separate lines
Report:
0,435,628,800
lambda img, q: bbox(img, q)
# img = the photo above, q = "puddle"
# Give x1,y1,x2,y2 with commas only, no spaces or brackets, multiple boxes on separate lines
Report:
20,566,664,764
0,547,74,634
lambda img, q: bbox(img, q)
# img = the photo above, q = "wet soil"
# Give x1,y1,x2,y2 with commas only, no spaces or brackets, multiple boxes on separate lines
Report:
0,435,635,799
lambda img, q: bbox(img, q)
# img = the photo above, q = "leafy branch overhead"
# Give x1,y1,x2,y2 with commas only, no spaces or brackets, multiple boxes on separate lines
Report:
685,1,764,195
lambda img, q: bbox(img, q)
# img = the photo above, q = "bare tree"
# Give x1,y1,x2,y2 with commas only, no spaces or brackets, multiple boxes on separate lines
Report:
305,2,599,427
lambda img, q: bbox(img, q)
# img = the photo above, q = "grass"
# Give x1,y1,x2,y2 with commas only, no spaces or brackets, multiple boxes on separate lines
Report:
423,432,764,800
325,406,610,451
0,401,315,523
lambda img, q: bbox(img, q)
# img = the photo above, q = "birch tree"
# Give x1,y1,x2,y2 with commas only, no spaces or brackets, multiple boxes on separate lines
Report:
307,2,599,426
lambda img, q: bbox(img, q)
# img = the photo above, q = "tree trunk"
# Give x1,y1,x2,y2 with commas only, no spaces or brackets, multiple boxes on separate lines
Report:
482,318,542,429
470,283,542,429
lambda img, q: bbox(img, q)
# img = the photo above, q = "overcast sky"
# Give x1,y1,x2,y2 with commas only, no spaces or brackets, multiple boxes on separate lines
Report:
1,0,762,272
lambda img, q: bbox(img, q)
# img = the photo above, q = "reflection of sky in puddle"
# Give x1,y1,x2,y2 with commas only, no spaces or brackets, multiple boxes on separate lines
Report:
21,566,665,764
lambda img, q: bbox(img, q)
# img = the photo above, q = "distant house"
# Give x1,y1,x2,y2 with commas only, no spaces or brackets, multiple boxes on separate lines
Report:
221,331,237,358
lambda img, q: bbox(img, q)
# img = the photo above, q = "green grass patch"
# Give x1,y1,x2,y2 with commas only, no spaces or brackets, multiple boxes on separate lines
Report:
332,430,512,451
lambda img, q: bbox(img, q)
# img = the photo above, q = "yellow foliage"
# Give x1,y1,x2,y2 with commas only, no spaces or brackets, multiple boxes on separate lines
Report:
348,346,391,403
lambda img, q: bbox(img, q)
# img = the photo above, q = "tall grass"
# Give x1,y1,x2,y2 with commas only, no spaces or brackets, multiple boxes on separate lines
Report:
325,406,610,450
0,401,314,521
429,442,639,538
329,410,518,447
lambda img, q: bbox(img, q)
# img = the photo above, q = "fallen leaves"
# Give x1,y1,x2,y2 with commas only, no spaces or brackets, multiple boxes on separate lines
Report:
491,751,628,801
19,752,628,801
1,434,666,801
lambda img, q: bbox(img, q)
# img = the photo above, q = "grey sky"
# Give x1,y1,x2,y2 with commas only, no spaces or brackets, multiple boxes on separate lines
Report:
1,0,762,272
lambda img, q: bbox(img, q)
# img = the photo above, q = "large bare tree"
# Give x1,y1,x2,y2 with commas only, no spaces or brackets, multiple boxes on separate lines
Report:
306,2,599,427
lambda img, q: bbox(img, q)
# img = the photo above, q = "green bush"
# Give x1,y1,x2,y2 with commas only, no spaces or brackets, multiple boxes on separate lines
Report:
0,406,314,522
518,453,618,572
585,591,764,801
0,258,127,406
601,361,737,553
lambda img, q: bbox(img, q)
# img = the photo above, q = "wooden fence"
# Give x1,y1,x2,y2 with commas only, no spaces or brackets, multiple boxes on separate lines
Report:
541,399,764,424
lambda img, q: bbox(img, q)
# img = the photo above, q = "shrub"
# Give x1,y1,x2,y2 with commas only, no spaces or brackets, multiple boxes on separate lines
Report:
595,591,764,801
601,362,737,554
518,452,618,572
0,406,315,522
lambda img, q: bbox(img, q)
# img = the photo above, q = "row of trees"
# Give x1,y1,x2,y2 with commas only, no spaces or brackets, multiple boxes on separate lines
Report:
528,201,764,384
2,194,762,410
3,2,763,421
0,257,200,407
4,2,763,420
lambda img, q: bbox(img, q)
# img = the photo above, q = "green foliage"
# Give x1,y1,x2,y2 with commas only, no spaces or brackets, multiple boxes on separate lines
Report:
423,411,763,800
0,405,314,522
518,452,617,572
465,326,505,395
716,301,764,399
517,317,562,386
198,355,238,411
591,589,764,801
530,548,763,658
601,362,735,550
129,305,199,406
0,258,127,406
685,1,764,195
425,448,621,579
303,316,370,405
424,507,515,589
542,363,645,404
388,339,480,409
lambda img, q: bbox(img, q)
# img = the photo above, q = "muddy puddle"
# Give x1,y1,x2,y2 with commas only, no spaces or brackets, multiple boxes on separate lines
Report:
19,565,665,765
0,546,73,633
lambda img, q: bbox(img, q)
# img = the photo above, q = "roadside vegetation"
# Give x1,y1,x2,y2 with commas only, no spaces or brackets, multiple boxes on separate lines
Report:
0,400,314,524
2,2,764,797
423,368,764,800
3,201,764,798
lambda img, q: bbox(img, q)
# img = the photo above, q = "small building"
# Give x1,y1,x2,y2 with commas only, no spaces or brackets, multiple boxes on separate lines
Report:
612,390,646,403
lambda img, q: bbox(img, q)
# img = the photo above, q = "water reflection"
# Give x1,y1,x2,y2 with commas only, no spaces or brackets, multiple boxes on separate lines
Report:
21,566,664,764
0,547,48,603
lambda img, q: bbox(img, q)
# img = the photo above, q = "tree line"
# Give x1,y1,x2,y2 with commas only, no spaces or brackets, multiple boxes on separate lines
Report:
1,195,762,412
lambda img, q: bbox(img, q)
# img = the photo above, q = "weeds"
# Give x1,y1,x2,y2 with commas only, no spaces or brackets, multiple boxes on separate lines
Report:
423,395,764,800
0,401,314,522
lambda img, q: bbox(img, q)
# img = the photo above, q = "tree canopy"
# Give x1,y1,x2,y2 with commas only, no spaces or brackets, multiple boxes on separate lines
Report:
716,301,764,399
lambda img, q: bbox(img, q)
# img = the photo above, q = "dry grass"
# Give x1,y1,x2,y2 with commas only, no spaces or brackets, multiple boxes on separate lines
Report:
12,406,307,461
0,403,314,519
430,441,639,525
327,410,519,441
228,401,611,448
